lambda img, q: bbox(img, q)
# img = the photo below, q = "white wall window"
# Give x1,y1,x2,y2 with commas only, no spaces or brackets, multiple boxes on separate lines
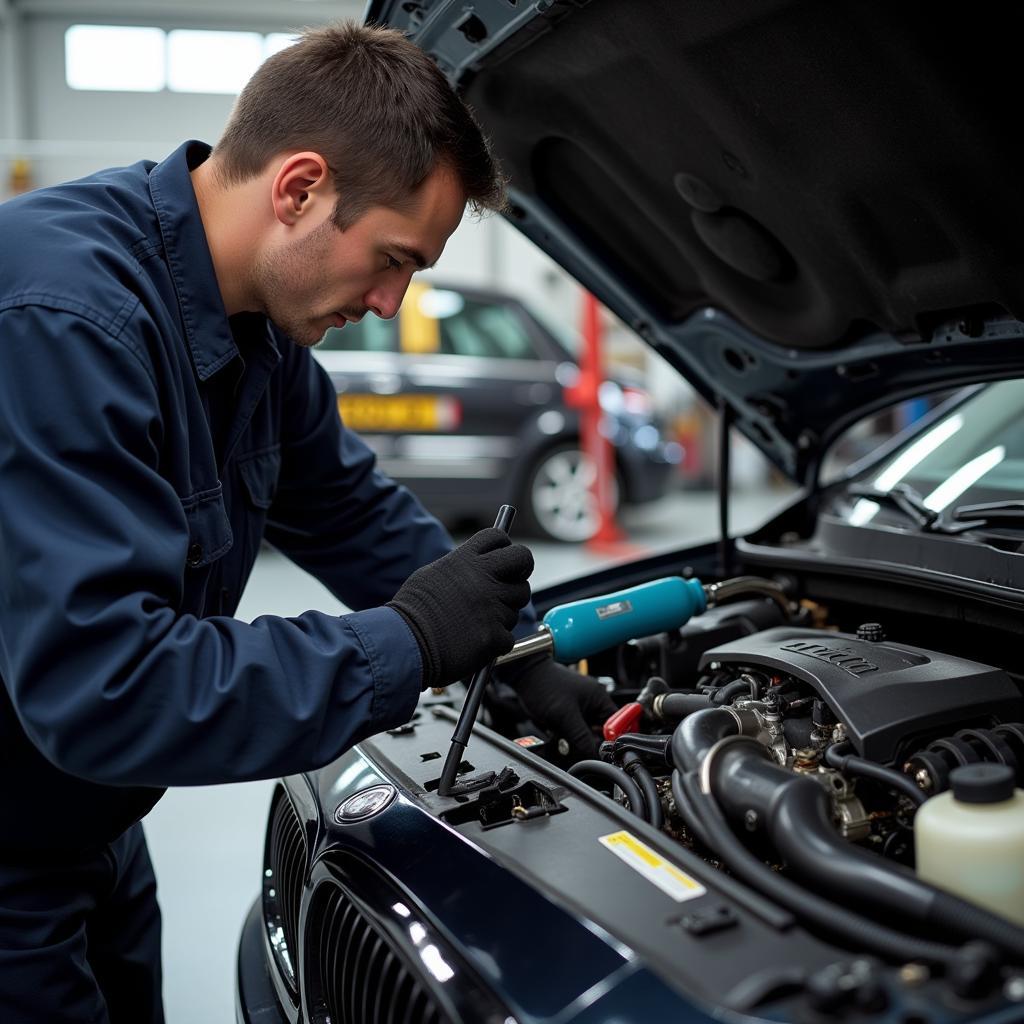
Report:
65,27,303,94
65,25,166,92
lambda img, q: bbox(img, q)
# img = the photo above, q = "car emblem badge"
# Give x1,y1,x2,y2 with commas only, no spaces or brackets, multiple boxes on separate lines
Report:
335,784,397,824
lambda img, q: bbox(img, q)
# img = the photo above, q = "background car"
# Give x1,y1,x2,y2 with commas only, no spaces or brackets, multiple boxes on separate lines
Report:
312,280,681,542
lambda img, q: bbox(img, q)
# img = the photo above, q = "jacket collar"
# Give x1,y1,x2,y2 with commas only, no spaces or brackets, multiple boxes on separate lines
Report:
148,140,239,381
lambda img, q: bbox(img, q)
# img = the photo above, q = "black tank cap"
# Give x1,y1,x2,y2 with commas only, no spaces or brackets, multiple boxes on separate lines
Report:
856,622,886,642
950,763,1016,804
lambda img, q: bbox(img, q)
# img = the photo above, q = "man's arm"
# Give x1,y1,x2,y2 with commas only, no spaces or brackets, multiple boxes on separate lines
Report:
264,346,539,632
0,306,426,788
264,347,615,755
262,344,456,604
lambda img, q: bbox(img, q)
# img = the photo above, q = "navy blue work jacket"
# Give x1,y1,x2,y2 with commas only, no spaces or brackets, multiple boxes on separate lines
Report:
0,141,530,855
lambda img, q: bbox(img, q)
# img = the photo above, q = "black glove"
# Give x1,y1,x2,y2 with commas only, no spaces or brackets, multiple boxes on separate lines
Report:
507,657,617,759
388,528,534,689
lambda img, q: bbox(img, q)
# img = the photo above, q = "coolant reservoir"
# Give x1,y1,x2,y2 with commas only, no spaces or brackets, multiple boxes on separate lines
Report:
915,763,1024,926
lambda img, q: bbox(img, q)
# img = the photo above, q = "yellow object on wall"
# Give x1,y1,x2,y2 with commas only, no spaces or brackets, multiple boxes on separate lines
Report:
9,158,33,195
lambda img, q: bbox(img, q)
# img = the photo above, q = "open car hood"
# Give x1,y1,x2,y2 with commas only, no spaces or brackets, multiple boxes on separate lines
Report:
366,0,1024,487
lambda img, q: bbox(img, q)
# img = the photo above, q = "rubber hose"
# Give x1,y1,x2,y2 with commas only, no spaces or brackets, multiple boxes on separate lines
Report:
670,707,743,773
932,893,1024,963
715,745,1024,962
569,760,646,821
611,733,673,766
824,741,927,807
770,773,1024,959
622,752,664,830
671,769,721,853
711,679,750,705
782,716,815,751
674,770,964,968
703,576,791,618
668,772,796,930
658,692,713,721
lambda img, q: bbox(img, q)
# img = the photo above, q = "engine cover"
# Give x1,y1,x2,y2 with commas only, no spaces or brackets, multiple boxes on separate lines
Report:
699,627,1024,763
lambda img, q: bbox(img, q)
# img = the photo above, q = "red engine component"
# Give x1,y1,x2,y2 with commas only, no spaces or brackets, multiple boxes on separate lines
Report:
603,701,644,741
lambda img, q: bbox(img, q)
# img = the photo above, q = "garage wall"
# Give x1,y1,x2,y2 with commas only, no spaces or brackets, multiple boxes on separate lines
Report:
0,2,24,146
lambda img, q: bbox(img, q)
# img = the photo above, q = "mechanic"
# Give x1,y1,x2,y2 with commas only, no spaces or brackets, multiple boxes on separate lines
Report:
0,22,615,1024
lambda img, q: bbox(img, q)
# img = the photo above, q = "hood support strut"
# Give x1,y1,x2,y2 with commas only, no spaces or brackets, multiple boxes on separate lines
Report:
718,397,734,578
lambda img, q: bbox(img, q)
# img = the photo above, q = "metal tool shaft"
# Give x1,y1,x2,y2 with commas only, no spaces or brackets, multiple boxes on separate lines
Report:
437,504,517,797
493,626,554,666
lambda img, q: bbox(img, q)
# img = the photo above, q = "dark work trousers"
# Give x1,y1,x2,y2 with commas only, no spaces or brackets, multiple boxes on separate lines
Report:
0,822,164,1024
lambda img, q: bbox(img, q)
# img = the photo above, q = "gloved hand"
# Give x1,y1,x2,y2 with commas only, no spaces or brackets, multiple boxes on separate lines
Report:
508,658,617,759
388,528,534,690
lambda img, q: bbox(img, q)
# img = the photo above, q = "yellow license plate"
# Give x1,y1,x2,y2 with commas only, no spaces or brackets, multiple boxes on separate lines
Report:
337,394,451,431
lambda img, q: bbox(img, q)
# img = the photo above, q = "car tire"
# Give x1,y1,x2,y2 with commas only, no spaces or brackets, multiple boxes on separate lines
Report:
521,443,621,543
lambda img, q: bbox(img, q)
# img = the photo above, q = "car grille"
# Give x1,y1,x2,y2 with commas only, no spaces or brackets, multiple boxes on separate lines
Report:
308,883,451,1024
264,787,307,994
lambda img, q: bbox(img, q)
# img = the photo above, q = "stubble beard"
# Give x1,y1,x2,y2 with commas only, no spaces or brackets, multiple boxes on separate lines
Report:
252,220,336,348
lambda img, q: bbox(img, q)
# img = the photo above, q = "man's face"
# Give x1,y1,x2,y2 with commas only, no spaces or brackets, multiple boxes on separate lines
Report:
254,163,466,348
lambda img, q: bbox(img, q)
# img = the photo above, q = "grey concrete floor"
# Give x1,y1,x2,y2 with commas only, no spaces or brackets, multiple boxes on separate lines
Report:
144,484,794,1023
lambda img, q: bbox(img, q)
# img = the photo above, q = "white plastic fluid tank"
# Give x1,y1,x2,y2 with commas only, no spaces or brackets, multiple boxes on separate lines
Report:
915,763,1024,926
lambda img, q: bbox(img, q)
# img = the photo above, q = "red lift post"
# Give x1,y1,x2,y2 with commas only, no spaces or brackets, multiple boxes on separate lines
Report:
565,291,627,549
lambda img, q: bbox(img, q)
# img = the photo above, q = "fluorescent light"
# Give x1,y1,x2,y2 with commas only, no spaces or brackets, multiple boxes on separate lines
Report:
848,498,881,527
265,34,300,58
923,446,1005,512
873,414,963,492
65,26,166,92
167,30,264,94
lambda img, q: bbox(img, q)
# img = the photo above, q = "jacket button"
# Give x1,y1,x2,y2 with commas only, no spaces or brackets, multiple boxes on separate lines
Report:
186,542,204,567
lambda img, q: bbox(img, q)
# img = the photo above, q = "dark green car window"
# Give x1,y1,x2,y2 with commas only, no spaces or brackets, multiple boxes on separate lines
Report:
438,299,538,359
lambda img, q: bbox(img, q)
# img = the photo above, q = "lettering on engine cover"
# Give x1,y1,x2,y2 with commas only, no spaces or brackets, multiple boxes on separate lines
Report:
780,641,878,676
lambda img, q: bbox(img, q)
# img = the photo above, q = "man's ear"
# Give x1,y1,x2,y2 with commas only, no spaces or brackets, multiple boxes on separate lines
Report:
270,152,331,226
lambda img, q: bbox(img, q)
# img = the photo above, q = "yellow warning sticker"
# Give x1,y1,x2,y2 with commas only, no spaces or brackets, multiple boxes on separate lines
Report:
599,831,707,903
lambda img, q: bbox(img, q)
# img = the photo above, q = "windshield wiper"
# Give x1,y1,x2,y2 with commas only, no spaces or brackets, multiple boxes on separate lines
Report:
950,500,1024,529
847,483,976,534
849,487,1024,534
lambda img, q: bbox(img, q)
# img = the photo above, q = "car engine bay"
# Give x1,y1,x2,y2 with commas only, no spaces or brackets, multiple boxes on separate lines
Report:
358,567,1024,1020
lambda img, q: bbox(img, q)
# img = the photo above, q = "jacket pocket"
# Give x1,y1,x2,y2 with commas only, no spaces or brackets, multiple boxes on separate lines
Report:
236,445,281,510
180,484,233,569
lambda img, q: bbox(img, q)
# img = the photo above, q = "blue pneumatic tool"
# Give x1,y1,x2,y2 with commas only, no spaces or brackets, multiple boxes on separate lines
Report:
435,506,790,797
494,574,790,667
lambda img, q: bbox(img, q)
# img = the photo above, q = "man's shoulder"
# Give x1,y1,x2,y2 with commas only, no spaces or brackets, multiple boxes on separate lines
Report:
0,161,160,328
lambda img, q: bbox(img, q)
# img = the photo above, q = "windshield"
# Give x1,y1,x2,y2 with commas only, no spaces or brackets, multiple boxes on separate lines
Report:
845,379,1024,527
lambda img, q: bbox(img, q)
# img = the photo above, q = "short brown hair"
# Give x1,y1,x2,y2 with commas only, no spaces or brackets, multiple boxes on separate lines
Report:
214,21,506,228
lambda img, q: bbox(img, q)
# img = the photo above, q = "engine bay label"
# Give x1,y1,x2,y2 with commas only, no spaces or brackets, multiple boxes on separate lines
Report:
599,831,707,903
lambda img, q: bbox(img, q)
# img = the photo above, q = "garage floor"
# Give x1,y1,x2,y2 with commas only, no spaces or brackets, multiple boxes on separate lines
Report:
144,484,793,1023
